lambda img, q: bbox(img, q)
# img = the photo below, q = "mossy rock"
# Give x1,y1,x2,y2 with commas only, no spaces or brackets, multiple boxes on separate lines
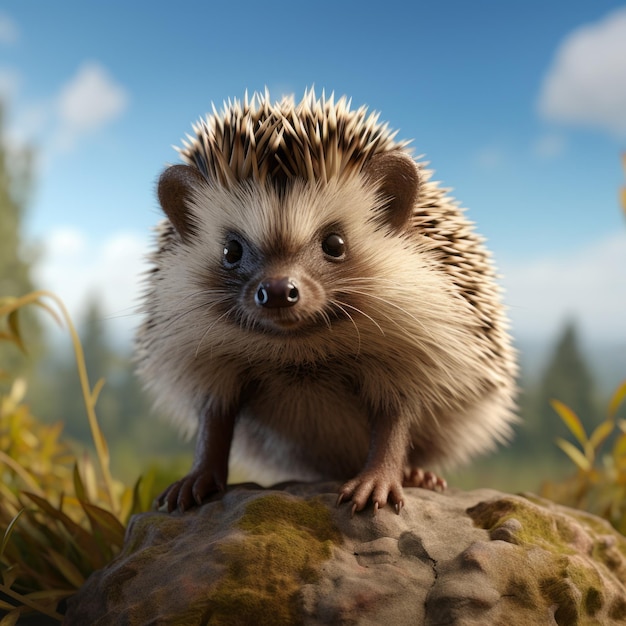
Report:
207,495,341,625
464,495,626,623
64,484,626,625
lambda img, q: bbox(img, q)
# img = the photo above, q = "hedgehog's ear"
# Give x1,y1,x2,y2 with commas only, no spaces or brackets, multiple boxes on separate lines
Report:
158,164,205,241
363,152,420,232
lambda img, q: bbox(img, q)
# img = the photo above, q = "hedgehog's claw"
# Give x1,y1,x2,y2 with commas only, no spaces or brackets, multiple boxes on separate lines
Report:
404,468,447,492
338,470,405,516
157,470,224,513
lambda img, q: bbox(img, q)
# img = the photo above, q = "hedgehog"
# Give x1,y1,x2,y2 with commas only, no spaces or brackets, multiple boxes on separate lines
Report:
136,89,518,515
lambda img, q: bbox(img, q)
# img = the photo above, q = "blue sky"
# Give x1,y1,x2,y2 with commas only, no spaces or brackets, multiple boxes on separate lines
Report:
1,1,625,346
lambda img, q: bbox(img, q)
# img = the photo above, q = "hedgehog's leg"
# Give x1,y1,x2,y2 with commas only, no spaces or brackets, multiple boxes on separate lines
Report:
337,411,409,515
403,467,447,492
157,405,236,513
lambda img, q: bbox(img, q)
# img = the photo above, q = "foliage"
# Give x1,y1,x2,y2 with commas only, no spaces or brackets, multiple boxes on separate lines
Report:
0,102,41,381
541,381,626,534
0,291,155,622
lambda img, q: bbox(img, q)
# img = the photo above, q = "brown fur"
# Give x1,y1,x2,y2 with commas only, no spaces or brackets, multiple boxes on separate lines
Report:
136,90,518,514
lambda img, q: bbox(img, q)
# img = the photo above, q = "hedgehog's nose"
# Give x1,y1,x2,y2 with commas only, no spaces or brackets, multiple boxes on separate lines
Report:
255,277,299,308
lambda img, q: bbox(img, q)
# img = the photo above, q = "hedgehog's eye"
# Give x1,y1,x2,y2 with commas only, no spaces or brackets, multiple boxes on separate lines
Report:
322,233,346,259
223,239,243,266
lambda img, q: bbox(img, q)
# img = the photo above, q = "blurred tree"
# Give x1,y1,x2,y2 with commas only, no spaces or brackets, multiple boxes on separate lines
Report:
0,101,41,379
35,296,193,480
38,296,124,442
507,380,538,456
536,320,599,445
80,297,117,390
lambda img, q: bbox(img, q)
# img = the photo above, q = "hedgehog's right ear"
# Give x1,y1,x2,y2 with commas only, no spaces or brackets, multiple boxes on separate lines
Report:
363,152,420,233
158,164,205,242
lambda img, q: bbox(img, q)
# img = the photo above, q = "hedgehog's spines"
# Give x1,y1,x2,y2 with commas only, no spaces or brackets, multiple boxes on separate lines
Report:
177,89,406,189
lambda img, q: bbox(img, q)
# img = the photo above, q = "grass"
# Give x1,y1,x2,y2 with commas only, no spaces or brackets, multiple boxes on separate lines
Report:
0,291,155,622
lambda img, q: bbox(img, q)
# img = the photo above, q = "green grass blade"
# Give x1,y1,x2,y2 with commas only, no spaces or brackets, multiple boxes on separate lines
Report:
588,419,614,452
609,381,626,419
80,502,126,549
0,608,22,626
556,437,591,471
613,432,626,462
551,399,588,447
45,550,85,589
0,509,25,559
6,310,26,354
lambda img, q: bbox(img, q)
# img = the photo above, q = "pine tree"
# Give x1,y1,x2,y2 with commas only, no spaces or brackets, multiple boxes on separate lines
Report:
536,320,598,445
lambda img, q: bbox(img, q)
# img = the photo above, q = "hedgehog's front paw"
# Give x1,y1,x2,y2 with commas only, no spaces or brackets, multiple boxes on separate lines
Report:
337,470,405,516
157,469,224,513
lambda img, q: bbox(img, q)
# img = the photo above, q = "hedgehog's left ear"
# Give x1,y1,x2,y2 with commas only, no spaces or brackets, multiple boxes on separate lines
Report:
363,152,420,232
158,164,206,242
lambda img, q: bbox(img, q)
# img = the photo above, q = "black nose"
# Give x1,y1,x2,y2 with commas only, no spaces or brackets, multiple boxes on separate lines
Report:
255,277,300,308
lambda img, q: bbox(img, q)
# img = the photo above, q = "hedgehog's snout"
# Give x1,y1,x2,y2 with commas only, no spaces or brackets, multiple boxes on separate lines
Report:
255,277,300,309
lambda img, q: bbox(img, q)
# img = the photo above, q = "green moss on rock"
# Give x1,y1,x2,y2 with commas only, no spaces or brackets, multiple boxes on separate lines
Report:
467,495,626,623
468,496,579,553
205,494,341,625
237,494,342,544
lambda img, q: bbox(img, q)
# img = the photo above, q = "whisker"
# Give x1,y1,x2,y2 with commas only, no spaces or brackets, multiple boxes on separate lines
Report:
195,306,237,357
329,300,361,353
335,285,434,339
317,308,333,331
337,279,479,345
162,291,231,331
333,276,427,296
335,285,470,383
333,299,385,337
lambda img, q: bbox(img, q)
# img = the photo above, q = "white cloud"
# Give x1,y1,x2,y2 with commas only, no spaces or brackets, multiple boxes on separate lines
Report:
45,228,87,257
33,228,149,347
473,145,506,170
0,13,19,46
1,61,128,161
53,62,129,151
532,133,566,159
537,7,626,136
0,66,20,99
502,231,626,343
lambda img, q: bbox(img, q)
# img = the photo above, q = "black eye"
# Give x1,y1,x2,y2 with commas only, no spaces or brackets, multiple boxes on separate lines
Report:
223,239,243,265
322,233,346,259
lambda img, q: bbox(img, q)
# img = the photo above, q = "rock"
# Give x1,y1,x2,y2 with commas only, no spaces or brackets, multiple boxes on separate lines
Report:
63,483,626,625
